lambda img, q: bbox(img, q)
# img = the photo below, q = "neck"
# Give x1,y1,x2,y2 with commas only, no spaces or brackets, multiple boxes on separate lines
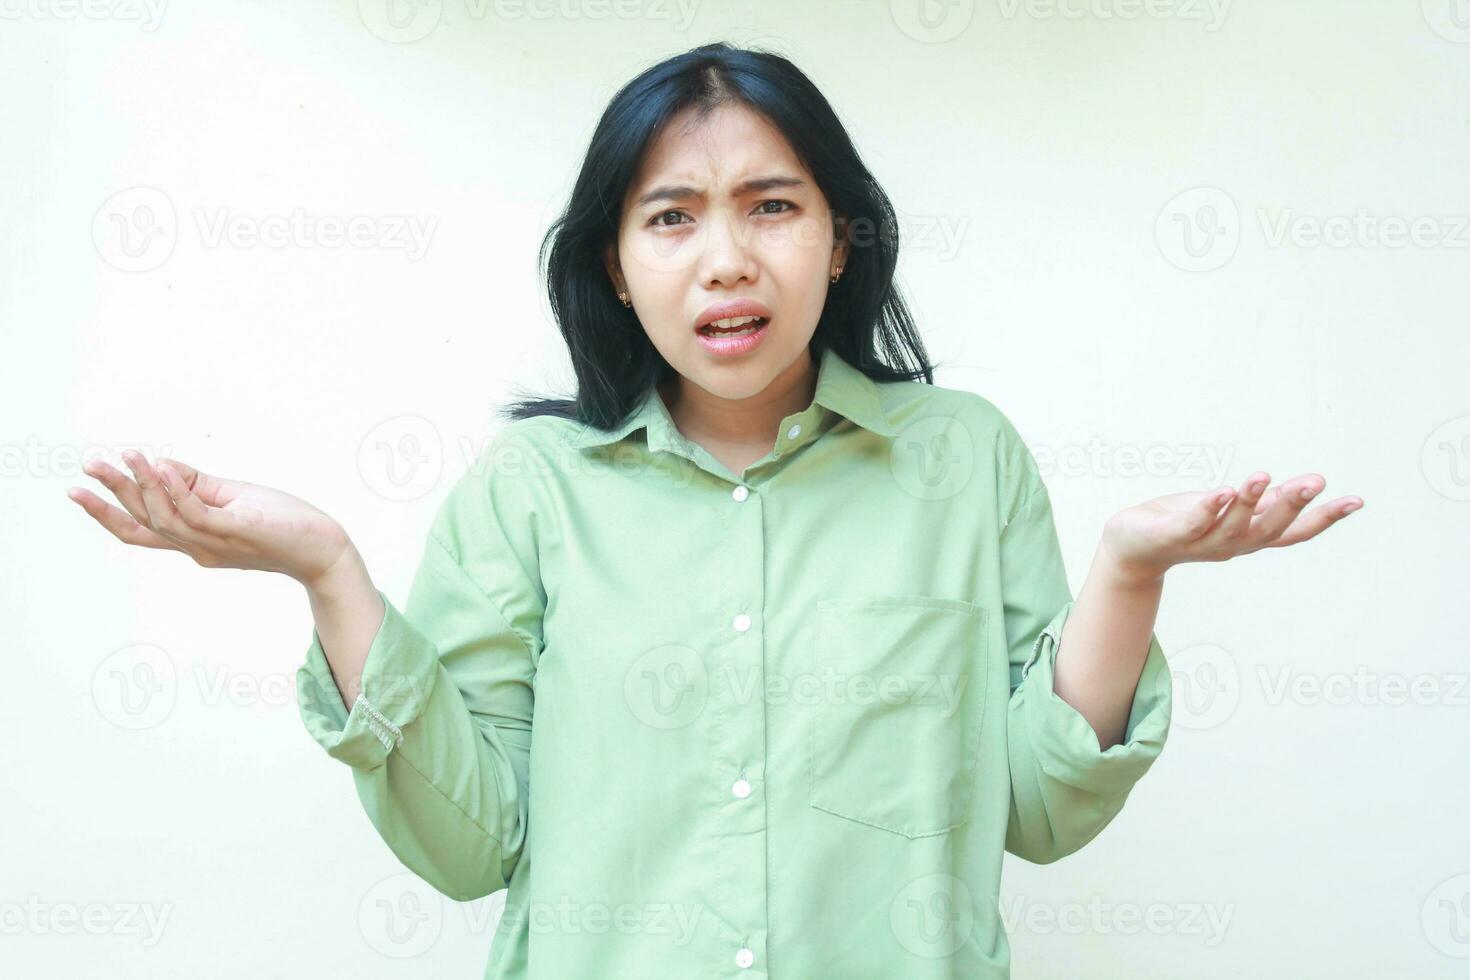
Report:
658,348,819,449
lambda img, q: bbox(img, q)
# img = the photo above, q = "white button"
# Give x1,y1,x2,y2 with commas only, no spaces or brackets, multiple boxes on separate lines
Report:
735,947,754,968
732,485,749,502
732,778,751,799
732,613,751,632
786,423,802,440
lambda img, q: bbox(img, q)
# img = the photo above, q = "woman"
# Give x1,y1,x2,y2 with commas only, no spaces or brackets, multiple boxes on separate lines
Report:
68,41,1362,979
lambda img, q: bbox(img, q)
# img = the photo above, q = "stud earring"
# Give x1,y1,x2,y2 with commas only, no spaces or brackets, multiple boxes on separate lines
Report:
618,291,631,307
830,266,843,283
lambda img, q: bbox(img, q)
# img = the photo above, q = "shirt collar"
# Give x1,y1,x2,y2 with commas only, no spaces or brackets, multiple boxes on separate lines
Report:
568,345,898,450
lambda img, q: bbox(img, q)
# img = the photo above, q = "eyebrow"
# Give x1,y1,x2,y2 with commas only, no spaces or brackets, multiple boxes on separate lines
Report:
634,175,808,209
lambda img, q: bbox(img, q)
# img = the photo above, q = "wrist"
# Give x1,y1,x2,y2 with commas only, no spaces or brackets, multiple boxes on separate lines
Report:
1092,542,1168,593
301,543,371,602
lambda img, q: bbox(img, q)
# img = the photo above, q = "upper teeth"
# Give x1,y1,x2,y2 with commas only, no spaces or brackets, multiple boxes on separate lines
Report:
705,315,763,330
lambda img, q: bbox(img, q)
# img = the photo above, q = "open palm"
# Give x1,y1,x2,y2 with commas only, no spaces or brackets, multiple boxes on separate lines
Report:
68,450,351,585
1101,470,1364,583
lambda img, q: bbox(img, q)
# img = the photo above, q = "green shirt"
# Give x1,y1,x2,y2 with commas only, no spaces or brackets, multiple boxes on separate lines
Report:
296,344,1172,979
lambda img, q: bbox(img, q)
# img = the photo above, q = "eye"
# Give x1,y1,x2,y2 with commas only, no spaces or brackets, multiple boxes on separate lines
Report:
756,199,797,215
648,209,691,228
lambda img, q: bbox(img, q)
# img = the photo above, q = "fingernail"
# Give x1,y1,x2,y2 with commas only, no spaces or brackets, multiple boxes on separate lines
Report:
1342,500,1362,514
1299,485,1318,500
1251,480,1267,495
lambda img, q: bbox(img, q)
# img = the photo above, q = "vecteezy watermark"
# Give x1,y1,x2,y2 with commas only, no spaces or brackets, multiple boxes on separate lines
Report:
1030,439,1235,486
1256,209,1470,250
888,0,976,44
358,414,444,503
890,873,976,958
890,415,977,502
998,894,1235,946
1155,186,1241,272
0,0,167,30
623,648,972,731
0,897,173,945
1422,0,1470,43
359,873,444,958
92,186,437,272
1257,665,1470,708
616,208,969,278
357,0,701,44
495,897,705,944
994,0,1230,29
1421,414,1470,502
1423,872,1470,958
91,642,430,730
1157,186,1470,271
3,439,176,479
1167,642,1241,731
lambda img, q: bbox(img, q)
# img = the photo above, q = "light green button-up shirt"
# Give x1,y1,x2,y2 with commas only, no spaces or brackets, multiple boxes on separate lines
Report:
296,344,1172,979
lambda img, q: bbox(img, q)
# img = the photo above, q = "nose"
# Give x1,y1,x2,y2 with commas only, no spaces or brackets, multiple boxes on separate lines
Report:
696,207,758,288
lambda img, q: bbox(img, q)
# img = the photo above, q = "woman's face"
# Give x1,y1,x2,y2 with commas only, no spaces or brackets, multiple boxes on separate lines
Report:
608,102,847,403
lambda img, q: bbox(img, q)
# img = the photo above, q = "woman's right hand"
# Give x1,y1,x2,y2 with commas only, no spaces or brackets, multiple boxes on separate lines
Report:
68,449,355,590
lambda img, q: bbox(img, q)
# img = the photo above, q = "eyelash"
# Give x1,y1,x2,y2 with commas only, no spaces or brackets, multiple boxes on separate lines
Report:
648,199,797,227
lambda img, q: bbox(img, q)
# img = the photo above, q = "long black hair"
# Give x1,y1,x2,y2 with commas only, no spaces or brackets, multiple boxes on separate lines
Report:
499,40,934,430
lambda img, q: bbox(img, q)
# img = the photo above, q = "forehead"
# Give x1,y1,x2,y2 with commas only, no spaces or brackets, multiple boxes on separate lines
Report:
629,102,806,194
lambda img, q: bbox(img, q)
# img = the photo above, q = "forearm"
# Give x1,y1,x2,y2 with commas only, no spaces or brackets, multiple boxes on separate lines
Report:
303,544,386,709
1051,544,1165,751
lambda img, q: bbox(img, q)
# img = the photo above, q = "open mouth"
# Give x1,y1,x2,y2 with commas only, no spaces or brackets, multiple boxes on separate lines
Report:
696,315,769,338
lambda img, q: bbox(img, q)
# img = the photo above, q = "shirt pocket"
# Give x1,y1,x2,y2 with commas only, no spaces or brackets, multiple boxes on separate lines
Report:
807,594,989,839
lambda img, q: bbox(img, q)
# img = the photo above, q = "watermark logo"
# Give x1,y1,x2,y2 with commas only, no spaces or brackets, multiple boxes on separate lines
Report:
359,0,443,42
891,415,975,501
1421,415,1470,502
358,414,444,502
890,873,975,958
1423,0,1470,43
359,873,444,958
624,644,708,730
93,186,178,273
92,643,177,730
889,0,976,44
1423,873,1470,957
1167,642,1239,730
1155,186,1239,272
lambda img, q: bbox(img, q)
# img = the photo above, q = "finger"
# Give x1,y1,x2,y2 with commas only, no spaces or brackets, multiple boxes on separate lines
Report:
1182,486,1236,541
66,486,181,550
156,461,242,538
1207,471,1270,545
81,457,153,528
122,450,211,549
1251,474,1323,542
1269,495,1364,548
155,457,234,509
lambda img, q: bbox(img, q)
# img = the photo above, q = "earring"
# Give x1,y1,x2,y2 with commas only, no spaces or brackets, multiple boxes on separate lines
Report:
618,291,631,307
830,266,843,283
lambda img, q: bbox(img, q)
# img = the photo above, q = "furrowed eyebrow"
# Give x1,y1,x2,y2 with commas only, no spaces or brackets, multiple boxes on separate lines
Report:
635,175,807,209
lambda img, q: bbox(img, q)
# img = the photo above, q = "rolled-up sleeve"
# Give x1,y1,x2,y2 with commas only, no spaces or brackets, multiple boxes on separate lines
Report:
999,459,1172,865
295,432,543,901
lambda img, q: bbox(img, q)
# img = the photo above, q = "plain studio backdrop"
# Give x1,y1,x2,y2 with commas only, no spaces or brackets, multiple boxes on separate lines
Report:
3,2,1464,977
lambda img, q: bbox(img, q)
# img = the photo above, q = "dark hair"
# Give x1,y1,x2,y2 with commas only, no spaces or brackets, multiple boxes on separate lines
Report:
499,40,934,430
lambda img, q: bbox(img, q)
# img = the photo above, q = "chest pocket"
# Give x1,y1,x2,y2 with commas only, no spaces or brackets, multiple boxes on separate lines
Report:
807,595,989,839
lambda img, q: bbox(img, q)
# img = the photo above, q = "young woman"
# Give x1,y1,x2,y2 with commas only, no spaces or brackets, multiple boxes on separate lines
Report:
69,41,1361,980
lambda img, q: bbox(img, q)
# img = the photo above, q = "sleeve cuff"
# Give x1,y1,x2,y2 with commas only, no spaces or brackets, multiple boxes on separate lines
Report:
295,589,441,771
1018,600,1172,795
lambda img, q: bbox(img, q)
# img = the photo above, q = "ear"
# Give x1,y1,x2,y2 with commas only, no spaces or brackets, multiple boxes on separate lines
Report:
831,213,851,272
603,242,625,293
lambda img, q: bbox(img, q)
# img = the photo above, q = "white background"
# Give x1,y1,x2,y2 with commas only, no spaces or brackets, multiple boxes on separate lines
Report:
4,1,1466,977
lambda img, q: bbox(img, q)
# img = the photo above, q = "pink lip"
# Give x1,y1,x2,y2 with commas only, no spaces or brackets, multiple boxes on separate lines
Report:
692,298,773,332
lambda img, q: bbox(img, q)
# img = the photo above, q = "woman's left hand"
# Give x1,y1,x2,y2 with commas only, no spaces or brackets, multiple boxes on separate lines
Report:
1098,471,1364,587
